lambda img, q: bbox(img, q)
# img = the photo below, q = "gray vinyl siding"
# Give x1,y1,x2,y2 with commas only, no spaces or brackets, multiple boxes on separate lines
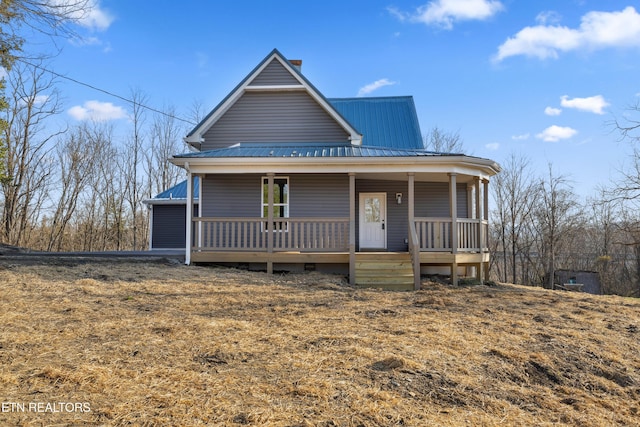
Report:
202,175,261,217
289,174,349,217
202,91,350,150
152,204,196,249
202,174,349,218
414,182,468,218
357,180,468,251
249,59,300,86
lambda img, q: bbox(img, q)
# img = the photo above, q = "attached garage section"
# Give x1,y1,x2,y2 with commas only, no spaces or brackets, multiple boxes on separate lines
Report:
151,204,187,249
144,178,199,250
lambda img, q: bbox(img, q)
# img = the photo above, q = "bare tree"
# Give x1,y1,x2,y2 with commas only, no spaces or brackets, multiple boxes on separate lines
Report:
0,60,60,246
613,100,640,143
46,124,95,250
0,1,97,184
76,121,114,251
423,126,465,153
491,153,537,284
1,1,94,69
122,88,147,250
534,164,581,289
188,98,206,126
146,103,185,196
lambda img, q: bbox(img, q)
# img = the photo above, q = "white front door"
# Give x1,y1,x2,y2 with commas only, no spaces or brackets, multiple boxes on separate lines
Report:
359,192,387,249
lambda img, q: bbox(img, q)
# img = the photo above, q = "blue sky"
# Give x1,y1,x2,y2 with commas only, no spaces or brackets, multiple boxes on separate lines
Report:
24,0,640,197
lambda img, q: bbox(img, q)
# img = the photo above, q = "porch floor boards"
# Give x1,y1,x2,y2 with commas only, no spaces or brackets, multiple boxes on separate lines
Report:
191,251,349,264
191,250,487,265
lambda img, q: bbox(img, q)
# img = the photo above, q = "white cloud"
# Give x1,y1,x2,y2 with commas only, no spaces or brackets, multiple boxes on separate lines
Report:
18,94,50,107
560,95,609,114
544,106,562,116
388,7,408,22
34,95,49,106
389,0,504,30
536,125,577,142
68,100,127,122
535,11,562,25
485,142,500,150
357,78,397,97
49,0,114,31
511,133,530,140
495,6,640,61
79,6,113,31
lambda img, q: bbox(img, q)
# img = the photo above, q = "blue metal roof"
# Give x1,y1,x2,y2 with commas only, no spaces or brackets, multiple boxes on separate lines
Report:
153,176,199,200
328,96,423,149
175,143,449,159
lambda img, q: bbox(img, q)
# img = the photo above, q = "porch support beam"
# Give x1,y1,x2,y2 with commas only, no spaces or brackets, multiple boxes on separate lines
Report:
185,164,192,265
148,205,154,250
349,172,356,286
467,183,474,218
483,179,489,219
266,173,274,274
408,173,420,290
197,174,203,249
449,173,458,285
483,178,490,280
475,176,483,283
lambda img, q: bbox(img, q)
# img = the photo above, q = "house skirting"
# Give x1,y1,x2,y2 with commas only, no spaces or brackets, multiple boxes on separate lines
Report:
190,250,489,288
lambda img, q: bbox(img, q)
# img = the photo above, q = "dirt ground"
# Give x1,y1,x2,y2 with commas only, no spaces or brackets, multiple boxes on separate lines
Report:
0,261,638,426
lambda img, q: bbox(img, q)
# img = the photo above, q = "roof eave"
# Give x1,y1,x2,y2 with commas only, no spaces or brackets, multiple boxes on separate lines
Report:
170,154,501,178
143,198,200,206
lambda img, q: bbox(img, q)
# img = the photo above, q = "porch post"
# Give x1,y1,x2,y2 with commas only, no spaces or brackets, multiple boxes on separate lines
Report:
148,205,154,250
185,165,192,265
408,173,420,290
466,183,474,218
266,173,274,274
475,176,484,283
197,174,203,249
349,172,356,286
483,179,489,224
483,178,490,281
449,173,458,285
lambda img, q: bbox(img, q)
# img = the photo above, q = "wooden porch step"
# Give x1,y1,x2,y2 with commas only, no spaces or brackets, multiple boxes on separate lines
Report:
355,252,415,291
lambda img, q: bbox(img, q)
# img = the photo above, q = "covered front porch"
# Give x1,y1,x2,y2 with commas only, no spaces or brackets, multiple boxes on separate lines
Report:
184,171,490,289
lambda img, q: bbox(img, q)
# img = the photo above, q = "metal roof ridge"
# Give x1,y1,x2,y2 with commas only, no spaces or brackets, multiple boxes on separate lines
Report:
237,141,352,148
328,95,415,102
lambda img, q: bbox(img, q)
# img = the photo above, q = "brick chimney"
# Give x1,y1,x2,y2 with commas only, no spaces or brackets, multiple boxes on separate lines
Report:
289,59,302,71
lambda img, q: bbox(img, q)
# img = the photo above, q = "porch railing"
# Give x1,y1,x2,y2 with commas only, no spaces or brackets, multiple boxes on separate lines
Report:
192,217,487,254
192,217,349,252
414,217,488,252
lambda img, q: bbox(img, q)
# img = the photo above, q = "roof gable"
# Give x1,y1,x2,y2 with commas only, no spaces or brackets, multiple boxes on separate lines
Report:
249,59,300,86
185,49,362,147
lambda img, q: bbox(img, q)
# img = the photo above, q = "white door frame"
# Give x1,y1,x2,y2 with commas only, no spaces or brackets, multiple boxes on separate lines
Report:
359,192,387,250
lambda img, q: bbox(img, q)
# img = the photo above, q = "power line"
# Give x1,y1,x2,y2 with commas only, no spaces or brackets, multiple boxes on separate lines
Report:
16,58,198,126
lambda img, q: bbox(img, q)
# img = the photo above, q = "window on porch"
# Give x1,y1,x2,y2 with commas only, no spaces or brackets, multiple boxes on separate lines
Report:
262,177,289,231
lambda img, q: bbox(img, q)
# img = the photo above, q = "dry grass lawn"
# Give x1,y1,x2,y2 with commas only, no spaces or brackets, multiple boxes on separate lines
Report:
0,261,639,426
